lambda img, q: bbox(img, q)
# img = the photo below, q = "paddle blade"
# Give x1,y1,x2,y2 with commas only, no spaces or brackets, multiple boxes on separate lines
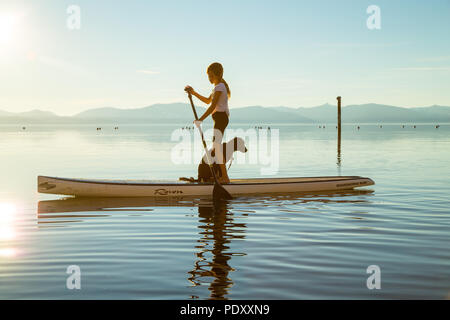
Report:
213,183,233,201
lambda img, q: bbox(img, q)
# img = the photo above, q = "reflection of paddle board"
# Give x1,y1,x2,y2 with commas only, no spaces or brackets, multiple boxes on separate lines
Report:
37,196,202,214
38,175,374,198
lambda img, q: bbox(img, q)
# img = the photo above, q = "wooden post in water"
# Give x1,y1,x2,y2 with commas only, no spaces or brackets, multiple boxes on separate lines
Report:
336,96,342,166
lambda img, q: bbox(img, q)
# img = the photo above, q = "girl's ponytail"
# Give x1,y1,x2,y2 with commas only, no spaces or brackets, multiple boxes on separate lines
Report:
221,79,231,98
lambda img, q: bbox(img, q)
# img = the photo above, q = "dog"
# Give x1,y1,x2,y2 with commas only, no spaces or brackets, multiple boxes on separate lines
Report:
197,137,248,182
179,137,248,183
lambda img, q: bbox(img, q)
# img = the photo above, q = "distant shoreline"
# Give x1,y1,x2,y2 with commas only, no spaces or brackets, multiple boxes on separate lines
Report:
1,122,449,126
1,103,450,124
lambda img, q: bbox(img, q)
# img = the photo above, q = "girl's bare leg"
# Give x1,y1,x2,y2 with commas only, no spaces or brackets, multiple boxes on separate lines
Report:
212,139,229,184
218,164,230,183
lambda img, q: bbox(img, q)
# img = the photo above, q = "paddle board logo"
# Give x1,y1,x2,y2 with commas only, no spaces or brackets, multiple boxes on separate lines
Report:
154,188,183,196
336,182,360,188
39,182,56,190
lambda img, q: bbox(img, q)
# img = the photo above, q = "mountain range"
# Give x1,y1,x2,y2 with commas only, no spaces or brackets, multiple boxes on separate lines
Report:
1,103,449,124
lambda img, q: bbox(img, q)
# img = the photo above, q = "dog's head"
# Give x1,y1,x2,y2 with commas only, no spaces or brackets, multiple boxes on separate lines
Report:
231,137,248,153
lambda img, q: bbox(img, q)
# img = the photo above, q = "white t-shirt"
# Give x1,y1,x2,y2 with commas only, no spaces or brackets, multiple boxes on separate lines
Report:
211,82,230,116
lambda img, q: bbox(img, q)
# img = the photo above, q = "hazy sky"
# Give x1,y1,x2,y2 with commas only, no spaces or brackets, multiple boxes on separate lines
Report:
1,0,449,115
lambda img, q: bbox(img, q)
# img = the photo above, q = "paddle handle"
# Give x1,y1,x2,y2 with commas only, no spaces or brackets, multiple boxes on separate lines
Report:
187,93,208,149
188,93,200,121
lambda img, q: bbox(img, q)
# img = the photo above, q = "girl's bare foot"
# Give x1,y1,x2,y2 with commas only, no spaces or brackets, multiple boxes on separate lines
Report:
218,177,230,184
218,164,230,183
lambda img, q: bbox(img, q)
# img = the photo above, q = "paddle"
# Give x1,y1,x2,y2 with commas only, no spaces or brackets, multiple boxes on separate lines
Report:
185,90,232,201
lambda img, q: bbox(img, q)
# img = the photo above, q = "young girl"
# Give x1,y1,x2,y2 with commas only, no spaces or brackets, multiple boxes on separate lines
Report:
185,62,231,183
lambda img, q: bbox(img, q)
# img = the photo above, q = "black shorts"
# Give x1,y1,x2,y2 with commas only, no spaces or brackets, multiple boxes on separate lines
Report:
212,111,229,143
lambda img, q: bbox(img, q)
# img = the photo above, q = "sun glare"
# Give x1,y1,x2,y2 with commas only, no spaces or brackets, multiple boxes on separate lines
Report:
0,12,22,46
0,203,16,240
0,248,16,257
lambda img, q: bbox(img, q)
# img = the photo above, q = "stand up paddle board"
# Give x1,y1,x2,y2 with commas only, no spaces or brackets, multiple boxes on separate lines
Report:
37,175,374,198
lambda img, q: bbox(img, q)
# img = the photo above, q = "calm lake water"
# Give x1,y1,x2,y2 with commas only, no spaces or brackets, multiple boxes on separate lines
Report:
0,123,449,299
